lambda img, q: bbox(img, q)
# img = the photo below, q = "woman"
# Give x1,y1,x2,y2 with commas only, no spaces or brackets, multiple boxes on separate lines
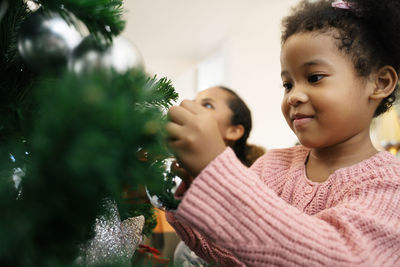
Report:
172,86,265,266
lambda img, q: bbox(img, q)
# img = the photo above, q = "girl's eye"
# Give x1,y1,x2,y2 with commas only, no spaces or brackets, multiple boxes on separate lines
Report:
308,74,324,83
203,103,214,109
283,82,293,92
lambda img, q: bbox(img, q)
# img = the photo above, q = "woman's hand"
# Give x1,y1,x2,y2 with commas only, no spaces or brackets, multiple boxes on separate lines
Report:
166,100,226,177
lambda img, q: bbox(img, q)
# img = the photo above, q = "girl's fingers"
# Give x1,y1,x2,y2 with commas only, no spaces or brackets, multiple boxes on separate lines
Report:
168,100,206,125
165,122,185,140
166,98,226,176
180,99,206,114
167,139,187,153
168,105,194,125
170,160,184,175
170,161,192,181
166,125,187,155
174,181,187,200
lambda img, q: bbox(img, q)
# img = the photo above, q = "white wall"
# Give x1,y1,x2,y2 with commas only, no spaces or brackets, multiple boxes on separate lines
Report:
124,1,300,149
171,1,298,149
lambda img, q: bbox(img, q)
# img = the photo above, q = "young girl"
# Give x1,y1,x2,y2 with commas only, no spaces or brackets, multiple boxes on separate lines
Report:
172,86,265,266
166,0,400,265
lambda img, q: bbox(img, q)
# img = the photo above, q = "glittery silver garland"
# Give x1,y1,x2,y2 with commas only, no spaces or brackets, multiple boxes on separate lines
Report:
77,199,144,266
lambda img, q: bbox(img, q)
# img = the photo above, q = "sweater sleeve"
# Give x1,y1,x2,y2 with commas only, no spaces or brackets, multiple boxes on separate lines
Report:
165,211,244,266
174,147,400,266
164,148,267,266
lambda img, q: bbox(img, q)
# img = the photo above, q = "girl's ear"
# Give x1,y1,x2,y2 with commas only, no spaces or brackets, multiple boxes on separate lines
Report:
224,124,245,142
370,65,398,100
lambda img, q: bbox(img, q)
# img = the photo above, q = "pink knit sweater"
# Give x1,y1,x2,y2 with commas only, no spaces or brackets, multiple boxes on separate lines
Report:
166,146,400,266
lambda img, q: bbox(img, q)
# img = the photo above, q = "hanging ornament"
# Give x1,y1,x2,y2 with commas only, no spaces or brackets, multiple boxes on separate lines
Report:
18,9,85,72
68,35,145,74
145,158,181,211
25,0,40,11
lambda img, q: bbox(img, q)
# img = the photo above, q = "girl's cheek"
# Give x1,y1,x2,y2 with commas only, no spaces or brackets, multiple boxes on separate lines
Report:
281,100,288,115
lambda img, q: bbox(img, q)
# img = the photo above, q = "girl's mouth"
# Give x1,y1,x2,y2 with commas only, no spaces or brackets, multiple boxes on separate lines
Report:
291,113,314,130
293,117,313,129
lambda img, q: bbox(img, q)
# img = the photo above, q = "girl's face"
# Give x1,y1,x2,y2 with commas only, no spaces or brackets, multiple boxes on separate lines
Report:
194,87,235,141
280,31,376,148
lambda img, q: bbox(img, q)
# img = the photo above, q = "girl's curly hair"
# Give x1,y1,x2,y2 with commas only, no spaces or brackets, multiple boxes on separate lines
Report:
281,0,400,116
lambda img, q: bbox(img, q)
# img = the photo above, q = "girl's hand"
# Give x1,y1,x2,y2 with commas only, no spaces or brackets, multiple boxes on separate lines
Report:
166,100,227,177
171,161,192,199
171,160,193,185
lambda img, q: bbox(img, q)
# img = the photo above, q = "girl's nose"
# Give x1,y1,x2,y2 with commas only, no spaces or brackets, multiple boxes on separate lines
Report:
287,89,308,106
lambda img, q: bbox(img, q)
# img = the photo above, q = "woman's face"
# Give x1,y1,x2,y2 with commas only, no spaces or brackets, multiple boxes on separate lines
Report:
194,87,235,141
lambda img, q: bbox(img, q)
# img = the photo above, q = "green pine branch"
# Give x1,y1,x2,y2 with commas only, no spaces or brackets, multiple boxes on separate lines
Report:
1,1,180,265
147,76,179,110
0,69,177,266
0,0,37,143
0,0,126,142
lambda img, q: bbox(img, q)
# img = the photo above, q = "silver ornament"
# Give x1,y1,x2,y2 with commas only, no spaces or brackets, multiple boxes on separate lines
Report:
145,158,182,212
18,9,85,72
146,185,167,210
77,199,145,266
25,0,40,12
69,36,144,74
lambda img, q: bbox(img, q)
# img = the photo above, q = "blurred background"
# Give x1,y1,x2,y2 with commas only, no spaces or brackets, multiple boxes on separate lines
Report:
122,0,300,150
121,0,400,155
119,3,400,262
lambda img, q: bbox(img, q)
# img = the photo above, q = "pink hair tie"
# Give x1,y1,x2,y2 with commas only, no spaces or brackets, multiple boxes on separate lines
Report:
331,0,353,10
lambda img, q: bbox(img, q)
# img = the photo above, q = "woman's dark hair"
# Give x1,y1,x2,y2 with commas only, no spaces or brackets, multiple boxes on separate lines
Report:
217,86,265,166
281,0,400,117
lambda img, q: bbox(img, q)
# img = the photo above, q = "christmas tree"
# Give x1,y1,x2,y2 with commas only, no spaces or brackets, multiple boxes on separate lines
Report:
0,0,178,266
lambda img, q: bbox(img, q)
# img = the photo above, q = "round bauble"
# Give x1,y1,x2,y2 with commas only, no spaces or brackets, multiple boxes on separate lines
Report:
145,158,182,211
145,179,181,212
18,9,85,72
69,36,144,74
